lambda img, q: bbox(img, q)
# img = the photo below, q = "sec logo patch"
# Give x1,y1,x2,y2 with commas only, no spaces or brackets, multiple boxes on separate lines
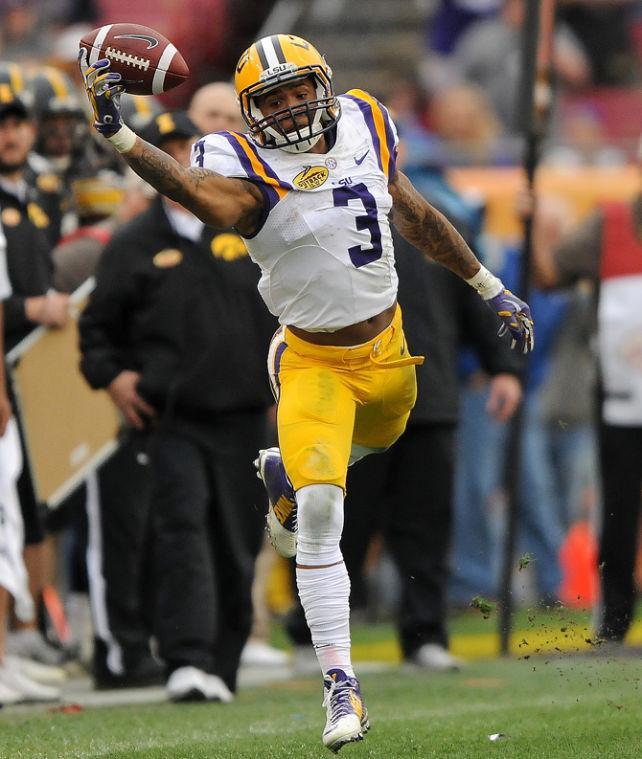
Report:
153,248,183,268
293,165,328,190
211,233,247,261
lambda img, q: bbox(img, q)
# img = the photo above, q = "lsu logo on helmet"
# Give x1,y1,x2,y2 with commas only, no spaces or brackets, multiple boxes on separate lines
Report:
234,34,340,153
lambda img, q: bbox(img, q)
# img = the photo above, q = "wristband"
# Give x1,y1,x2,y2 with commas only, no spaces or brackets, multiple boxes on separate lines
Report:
106,125,137,154
465,265,504,300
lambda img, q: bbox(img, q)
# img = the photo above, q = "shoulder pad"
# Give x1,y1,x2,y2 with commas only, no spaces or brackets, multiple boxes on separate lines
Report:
341,90,398,180
191,131,292,210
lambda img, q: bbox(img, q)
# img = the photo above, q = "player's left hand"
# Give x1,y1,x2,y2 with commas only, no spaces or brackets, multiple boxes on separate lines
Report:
78,50,124,136
487,289,535,354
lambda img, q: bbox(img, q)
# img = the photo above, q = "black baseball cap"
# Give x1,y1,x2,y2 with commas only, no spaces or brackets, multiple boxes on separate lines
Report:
0,84,29,121
139,110,199,148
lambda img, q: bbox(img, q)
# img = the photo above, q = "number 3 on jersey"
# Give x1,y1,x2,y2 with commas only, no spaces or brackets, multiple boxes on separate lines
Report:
332,182,382,268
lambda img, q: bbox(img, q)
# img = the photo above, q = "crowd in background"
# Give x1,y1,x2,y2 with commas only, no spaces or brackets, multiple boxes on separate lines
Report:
0,0,640,705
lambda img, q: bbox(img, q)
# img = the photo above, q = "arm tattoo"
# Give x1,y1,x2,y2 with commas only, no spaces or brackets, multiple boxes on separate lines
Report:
390,170,480,279
127,143,211,208
123,141,263,232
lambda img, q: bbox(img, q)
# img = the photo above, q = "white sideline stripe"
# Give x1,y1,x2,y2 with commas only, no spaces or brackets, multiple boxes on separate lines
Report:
90,25,113,65
85,471,124,676
262,36,280,68
152,43,177,95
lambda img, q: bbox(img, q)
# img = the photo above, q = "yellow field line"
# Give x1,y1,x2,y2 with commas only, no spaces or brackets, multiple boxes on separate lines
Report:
351,619,642,663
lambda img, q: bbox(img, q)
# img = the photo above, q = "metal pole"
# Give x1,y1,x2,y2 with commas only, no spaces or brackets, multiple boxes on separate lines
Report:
498,0,556,655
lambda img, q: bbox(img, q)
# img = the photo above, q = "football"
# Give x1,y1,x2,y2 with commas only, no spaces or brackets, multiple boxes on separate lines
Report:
79,23,189,96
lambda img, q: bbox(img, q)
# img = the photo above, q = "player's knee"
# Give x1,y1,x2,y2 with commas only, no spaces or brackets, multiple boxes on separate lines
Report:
296,484,343,560
294,443,345,485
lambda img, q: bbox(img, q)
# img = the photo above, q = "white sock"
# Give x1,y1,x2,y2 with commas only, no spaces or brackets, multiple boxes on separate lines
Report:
295,484,354,677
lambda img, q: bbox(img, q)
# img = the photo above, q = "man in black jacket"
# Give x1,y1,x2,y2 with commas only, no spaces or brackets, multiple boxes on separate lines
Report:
79,111,276,699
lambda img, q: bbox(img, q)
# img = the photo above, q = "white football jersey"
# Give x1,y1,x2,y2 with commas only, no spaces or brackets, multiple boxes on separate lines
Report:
191,90,399,331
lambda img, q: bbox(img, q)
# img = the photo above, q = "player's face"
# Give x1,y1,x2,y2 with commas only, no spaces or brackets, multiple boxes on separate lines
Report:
0,114,35,174
256,78,317,135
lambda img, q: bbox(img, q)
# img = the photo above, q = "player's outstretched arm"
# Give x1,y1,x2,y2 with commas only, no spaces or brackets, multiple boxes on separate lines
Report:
78,54,263,234
390,170,535,353
121,139,264,233
389,169,481,278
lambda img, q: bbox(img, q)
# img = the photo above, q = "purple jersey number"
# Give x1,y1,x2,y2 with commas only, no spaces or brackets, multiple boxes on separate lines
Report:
194,139,205,167
332,183,382,268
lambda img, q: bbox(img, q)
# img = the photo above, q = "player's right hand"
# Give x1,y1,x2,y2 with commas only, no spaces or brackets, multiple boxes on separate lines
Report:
78,50,124,136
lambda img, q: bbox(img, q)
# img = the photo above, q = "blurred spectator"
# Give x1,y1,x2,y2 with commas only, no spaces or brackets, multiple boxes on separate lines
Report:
543,103,628,168
79,109,276,700
24,65,122,243
426,0,503,55
428,83,520,165
378,77,428,134
120,93,162,135
451,194,597,606
532,141,642,643
52,169,125,293
559,0,642,86
52,166,156,296
0,87,69,671
0,1,53,63
439,0,591,135
188,82,239,136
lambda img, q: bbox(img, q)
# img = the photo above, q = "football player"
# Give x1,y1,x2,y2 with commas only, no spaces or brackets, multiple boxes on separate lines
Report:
79,34,534,752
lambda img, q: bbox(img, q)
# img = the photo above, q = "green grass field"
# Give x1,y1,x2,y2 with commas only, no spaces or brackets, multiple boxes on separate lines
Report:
2,652,640,759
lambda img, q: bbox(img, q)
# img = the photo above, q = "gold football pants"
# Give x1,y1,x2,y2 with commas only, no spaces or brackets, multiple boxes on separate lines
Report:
267,306,424,492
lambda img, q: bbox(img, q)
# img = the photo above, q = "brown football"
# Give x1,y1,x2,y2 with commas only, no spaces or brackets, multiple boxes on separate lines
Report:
79,23,189,96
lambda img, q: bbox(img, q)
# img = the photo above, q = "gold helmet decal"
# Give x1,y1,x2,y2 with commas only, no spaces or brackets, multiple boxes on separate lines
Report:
234,34,340,152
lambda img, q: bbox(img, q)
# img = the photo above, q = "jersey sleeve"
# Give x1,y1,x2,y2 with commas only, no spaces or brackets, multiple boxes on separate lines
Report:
190,132,248,178
190,131,291,221
341,89,399,180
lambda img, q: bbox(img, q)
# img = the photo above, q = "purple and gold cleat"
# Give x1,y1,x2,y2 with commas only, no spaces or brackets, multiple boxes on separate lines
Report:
322,668,369,753
254,447,297,558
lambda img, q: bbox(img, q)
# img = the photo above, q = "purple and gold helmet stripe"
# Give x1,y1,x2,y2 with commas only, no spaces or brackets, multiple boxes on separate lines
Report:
255,39,270,70
344,90,397,180
255,35,287,72
270,35,287,65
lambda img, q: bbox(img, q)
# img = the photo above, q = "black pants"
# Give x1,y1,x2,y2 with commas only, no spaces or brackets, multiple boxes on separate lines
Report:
152,410,267,692
86,428,155,675
598,423,642,640
286,423,456,658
